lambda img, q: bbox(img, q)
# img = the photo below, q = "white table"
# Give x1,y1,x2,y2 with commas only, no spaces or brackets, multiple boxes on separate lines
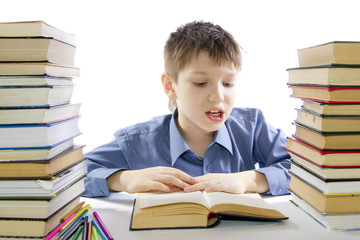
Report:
80,193,360,240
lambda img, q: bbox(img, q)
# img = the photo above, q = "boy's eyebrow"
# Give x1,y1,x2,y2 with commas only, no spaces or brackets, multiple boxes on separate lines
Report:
190,70,237,78
190,71,207,75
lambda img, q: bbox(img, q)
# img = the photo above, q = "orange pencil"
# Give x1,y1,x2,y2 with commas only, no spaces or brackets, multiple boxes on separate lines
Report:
60,204,90,232
60,201,85,222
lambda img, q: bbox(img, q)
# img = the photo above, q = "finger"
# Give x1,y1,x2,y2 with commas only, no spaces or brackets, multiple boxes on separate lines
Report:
204,184,225,193
183,181,210,192
169,185,182,192
141,181,172,193
166,169,199,185
155,174,193,190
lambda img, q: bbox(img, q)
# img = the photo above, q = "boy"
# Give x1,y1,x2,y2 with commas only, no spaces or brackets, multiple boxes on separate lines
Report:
83,21,290,198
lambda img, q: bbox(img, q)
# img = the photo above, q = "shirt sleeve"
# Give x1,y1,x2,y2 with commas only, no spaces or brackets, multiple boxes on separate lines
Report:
83,139,129,198
252,110,291,196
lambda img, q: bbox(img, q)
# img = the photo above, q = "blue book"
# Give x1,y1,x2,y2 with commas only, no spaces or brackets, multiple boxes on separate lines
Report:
0,117,81,149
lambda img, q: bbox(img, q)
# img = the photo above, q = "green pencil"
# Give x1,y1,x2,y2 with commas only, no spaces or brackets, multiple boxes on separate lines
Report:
92,226,100,240
72,225,83,240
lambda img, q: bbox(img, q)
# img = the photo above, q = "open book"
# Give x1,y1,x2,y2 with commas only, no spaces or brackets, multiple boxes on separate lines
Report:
130,191,288,230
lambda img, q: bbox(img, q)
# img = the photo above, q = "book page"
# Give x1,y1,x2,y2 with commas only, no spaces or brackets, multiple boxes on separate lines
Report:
203,192,276,210
136,191,209,209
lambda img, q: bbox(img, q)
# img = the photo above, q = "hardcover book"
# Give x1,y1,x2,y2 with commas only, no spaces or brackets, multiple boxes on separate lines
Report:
130,191,287,230
0,103,81,125
0,62,80,78
0,196,80,238
0,21,76,46
289,174,360,214
287,64,360,86
0,161,86,198
291,193,360,230
290,163,360,194
0,145,85,179
0,85,73,107
289,85,360,103
0,178,84,219
297,41,360,67
0,38,76,65
289,152,360,180
0,138,74,161
0,117,81,149
301,99,360,116
295,108,360,133
285,137,360,167
294,123,360,150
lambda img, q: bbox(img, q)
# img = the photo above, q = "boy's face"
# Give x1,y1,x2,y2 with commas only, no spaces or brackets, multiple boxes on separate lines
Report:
170,52,238,136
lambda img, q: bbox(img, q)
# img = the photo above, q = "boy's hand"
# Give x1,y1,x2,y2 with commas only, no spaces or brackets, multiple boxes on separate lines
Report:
183,170,269,194
107,166,198,194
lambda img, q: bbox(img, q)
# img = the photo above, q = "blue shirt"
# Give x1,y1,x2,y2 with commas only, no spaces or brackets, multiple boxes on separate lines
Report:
84,108,291,197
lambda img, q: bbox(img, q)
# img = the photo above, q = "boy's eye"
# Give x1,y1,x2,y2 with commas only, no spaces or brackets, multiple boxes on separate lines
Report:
223,82,234,87
194,82,207,86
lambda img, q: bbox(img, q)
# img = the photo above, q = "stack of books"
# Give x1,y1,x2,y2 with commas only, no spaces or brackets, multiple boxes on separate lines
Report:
286,41,360,230
0,21,86,238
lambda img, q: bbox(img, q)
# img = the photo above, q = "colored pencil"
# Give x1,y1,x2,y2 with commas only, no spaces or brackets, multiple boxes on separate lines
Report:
87,222,92,240
58,219,84,240
72,225,83,240
91,226,99,240
61,205,90,231
92,220,107,240
44,213,75,240
82,216,88,240
93,212,113,240
58,211,87,238
61,202,85,222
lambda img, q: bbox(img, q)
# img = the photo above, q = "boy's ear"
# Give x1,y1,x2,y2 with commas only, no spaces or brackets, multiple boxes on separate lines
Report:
161,73,177,100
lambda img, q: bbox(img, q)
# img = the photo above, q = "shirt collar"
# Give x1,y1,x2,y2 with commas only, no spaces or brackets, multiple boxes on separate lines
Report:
170,111,190,166
169,111,233,166
213,123,233,155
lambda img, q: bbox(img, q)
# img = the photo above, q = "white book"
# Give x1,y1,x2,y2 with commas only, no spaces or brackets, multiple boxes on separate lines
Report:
0,177,85,219
0,103,81,125
0,161,86,197
0,76,73,86
290,163,360,194
291,193,360,231
0,117,81,149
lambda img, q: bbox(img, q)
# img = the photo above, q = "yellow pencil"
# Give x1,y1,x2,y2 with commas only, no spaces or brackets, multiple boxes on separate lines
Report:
60,204,90,232
61,201,85,222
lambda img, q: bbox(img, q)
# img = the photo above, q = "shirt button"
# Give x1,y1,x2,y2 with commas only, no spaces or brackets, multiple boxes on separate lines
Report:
100,191,105,196
277,188,282,193
206,166,211,171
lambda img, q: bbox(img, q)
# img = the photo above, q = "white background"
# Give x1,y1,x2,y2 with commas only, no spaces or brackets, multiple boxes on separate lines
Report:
2,0,360,152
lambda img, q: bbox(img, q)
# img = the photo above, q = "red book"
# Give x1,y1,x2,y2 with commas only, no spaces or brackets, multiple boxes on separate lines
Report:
289,85,360,103
286,137,360,168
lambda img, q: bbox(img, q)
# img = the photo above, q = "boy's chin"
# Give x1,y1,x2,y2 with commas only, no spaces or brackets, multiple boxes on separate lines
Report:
204,121,225,133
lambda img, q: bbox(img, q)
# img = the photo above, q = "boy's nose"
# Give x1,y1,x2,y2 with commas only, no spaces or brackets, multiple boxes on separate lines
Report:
208,85,224,102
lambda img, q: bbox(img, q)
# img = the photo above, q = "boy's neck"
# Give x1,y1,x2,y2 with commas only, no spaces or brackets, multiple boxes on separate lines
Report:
175,118,214,158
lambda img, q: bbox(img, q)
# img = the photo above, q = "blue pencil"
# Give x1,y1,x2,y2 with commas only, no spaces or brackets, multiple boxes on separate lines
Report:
82,216,88,240
92,220,108,240
58,214,86,239
58,219,84,240
58,209,88,237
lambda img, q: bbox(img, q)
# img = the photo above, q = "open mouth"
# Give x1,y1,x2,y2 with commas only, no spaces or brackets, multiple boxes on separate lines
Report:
206,110,224,120
208,110,222,117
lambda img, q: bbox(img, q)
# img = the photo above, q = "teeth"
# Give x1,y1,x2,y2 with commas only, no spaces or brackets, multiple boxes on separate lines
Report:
209,110,221,117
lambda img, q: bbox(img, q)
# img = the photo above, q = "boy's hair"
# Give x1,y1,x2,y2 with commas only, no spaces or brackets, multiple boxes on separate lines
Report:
164,21,242,111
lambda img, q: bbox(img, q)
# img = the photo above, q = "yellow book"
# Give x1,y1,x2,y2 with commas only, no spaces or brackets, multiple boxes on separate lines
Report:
297,41,360,67
130,191,287,230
